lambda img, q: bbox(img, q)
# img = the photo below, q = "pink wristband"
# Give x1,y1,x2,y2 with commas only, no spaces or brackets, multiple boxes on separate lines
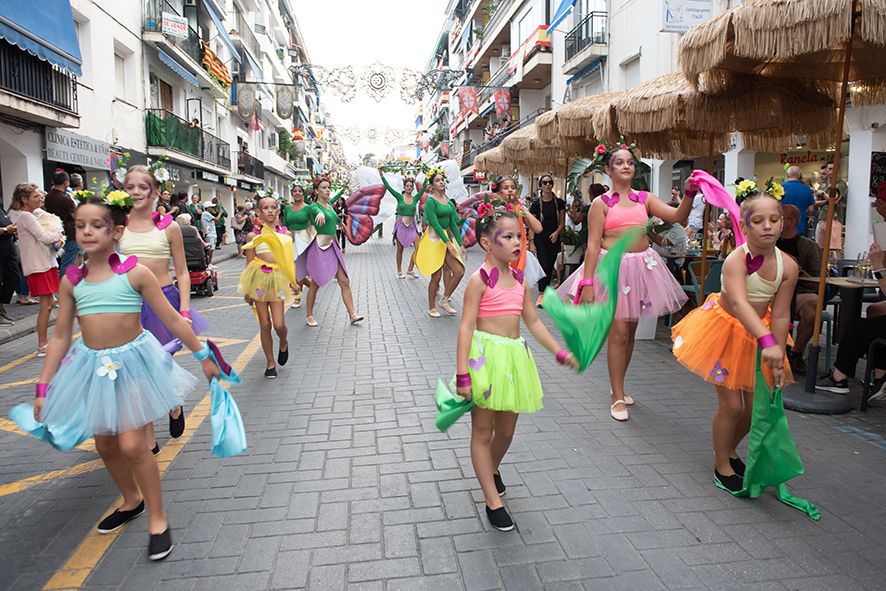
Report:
455,373,472,388
556,349,569,365
572,278,595,304
757,333,778,349
180,310,191,319
36,383,48,399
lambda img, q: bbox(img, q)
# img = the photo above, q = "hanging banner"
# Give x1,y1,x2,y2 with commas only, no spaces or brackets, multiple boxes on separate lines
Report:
458,87,479,117
237,83,256,122
200,41,231,88
276,87,294,119
292,128,305,141
440,140,450,158
661,0,713,33
493,89,511,117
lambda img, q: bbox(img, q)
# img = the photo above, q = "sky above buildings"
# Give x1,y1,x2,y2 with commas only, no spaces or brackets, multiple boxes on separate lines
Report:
295,0,450,162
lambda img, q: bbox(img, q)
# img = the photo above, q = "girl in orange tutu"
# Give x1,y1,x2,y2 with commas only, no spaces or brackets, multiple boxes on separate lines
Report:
672,183,797,492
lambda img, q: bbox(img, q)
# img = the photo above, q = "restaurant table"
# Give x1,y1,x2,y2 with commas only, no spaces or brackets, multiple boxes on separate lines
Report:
798,276,881,344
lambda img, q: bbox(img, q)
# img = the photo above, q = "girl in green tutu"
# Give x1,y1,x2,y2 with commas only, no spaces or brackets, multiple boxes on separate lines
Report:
456,208,577,532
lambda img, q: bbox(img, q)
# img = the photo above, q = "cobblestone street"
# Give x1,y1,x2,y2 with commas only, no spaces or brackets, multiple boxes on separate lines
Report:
2,240,886,590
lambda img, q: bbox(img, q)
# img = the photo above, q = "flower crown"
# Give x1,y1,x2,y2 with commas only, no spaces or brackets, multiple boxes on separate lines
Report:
402,176,416,186
735,177,784,201
425,166,447,182
312,174,331,189
476,194,506,227
488,176,502,193
73,188,133,209
589,138,638,171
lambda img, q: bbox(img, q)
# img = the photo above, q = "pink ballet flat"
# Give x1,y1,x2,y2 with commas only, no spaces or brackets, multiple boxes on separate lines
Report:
610,400,629,422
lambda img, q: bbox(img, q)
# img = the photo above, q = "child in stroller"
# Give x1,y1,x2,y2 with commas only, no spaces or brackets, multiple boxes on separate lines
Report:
178,214,218,296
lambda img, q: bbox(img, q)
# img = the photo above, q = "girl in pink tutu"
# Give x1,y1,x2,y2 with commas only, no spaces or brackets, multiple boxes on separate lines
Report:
559,142,692,421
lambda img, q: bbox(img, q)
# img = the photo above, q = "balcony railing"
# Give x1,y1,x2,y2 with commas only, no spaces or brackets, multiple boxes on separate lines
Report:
146,109,231,169
235,12,262,61
237,151,265,178
459,108,543,169
144,0,205,66
564,12,608,62
0,39,78,115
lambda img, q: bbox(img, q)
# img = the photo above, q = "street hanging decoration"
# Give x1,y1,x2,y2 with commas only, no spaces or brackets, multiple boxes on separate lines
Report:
236,83,257,121
458,87,479,117
276,87,294,119
493,89,511,117
335,126,417,145
312,65,357,102
362,62,395,103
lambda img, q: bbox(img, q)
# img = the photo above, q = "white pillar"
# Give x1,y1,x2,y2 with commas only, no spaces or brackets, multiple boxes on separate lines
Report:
723,135,756,196
651,159,676,199
844,127,873,258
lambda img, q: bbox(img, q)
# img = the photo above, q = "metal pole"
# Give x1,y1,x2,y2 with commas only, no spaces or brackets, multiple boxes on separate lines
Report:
783,0,856,414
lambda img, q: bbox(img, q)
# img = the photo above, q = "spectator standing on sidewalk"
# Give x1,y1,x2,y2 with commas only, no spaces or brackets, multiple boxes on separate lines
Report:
781,166,815,236
776,205,822,374
0,203,21,324
7,183,64,356
43,170,80,277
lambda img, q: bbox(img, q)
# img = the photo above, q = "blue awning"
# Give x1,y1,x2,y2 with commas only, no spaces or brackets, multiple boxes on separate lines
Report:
0,0,82,76
201,0,240,64
244,49,263,80
549,0,577,32
158,49,198,87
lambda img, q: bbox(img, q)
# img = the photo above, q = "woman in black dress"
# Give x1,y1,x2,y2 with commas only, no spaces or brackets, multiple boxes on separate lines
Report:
528,173,566,306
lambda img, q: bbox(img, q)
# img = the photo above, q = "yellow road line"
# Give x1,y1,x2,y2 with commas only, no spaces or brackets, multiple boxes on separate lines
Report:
0,378,37,390
199,295,243,300
199,303,247,314
0,332,82,374
43,333,262,590
0,459,104,497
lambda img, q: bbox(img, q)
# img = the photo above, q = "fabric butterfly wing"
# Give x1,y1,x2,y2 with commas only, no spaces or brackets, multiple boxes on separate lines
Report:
344,184,386,245
456,191,491,248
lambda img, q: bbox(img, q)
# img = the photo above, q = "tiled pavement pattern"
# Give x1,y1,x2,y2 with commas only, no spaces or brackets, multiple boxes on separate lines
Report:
2,235,886,590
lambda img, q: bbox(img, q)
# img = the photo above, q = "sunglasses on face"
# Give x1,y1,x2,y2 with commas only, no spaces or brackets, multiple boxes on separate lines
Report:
541,180,553,185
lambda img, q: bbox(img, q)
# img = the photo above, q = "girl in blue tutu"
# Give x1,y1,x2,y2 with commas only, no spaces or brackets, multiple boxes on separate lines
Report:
456,208,577,532
23,193,219,561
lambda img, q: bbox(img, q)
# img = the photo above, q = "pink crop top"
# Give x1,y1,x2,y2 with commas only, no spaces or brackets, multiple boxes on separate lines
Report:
476,265,525,318
602,191,649,232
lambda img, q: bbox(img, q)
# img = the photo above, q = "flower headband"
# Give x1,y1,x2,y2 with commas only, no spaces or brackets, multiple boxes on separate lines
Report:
735,177,784,201
312,174,331,189
589,138,638,171
74,188,133,209
426,166,447,182
489,176,502,193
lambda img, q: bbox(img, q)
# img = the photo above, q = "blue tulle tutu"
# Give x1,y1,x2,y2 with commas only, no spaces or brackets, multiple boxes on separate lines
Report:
12,331,197,445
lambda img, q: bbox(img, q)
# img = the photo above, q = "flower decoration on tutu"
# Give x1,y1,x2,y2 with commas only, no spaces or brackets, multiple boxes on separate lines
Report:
673,335,684,350
96,356,122,381
643,254,658,270
639,299,652,314
710,360,729,383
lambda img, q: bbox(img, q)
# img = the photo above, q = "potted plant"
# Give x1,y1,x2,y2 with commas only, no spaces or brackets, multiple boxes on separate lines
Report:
561,227,583,264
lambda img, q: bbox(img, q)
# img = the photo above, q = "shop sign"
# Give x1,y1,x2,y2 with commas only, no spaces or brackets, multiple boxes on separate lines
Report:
223,177,237,186
473,170,487,181
871,152,886,197
200,171,221,183
661,0,713,33
161,12,189,39
238,180,256,192
45,128,112,170
778,151,821,165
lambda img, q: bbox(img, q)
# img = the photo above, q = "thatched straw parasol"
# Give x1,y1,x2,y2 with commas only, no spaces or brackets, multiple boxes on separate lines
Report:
499,124,567,172
473,145,513,176
679,0,886,413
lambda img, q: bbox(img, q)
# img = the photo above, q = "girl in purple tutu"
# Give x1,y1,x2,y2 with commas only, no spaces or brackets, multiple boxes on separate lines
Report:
379,168,427,278
118,165,208,444
296,176,364,327
559,142,692,421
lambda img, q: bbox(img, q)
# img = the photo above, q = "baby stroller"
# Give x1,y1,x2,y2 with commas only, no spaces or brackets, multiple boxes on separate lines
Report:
181,224,218,296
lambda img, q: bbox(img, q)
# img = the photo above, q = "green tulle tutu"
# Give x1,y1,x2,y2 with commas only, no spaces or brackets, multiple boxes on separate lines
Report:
468,330,543,413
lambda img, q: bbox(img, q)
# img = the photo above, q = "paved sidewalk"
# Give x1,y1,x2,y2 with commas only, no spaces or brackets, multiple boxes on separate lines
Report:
1,239,885,590
0,243,241,347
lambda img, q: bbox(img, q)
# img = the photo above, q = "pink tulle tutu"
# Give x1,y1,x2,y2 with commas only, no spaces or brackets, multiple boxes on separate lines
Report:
557,247,687,320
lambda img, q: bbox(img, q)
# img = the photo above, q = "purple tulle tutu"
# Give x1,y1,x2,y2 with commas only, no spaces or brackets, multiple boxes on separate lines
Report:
141,284,209,345
296,239,347,287
558,247,687,321
394,218,418,247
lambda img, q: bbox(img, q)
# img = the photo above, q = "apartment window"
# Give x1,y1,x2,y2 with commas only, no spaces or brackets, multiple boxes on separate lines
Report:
114,41,135,103
517,8,535,45
115,53,126,97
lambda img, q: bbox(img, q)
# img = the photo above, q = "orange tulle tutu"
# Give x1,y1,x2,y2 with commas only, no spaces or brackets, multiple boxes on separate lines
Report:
671,293,793,392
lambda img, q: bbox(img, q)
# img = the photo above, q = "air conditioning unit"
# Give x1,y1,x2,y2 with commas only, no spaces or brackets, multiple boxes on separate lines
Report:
268,132,278,148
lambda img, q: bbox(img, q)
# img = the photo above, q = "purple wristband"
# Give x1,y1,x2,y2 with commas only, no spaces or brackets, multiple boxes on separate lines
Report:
757,333,778,349
36,383,48,399
455,373,471,388
556,349,569,365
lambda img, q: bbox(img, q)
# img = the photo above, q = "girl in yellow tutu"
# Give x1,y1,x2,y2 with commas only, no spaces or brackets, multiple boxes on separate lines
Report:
238,195,296,379
414,167,466,317
672,177,797,492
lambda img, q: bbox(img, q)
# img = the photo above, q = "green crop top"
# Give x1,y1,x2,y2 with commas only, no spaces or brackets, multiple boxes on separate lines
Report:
283,203,312,231
381,175,427,217
424,197,463,245
73,272,142,316
308,190,344,236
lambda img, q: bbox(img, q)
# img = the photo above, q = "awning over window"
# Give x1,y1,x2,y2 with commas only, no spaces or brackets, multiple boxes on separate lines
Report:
549,0,577,33
158,49,199,87
0,0,83,76
201,0,241,64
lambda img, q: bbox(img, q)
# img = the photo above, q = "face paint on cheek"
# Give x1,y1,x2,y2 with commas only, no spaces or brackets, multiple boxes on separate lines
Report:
493,228,506,246
744,209,754,228
102,215,113,236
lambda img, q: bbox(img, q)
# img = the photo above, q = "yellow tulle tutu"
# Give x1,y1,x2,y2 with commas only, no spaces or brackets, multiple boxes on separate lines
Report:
238,259,295,307
415,230,461,276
